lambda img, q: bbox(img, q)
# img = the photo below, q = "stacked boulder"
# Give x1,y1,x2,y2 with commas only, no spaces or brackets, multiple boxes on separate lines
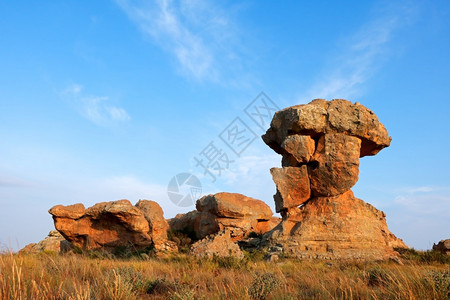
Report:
48,199,176,252
170,192,279,241
169,192,280,257
261,99,406,259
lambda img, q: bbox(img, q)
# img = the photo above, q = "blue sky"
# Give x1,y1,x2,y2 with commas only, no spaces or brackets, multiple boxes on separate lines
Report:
0,0,449,251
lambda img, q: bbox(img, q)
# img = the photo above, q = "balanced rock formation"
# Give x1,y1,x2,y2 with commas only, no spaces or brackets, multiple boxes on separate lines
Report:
169,192,280,241
433,239,450,255
262,99,406,260
49,199,175,252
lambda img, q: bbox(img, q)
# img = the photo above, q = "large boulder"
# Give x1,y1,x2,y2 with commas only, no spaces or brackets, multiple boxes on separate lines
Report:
169,192,277,241
433,239,450,255
135,200,170,250
49,199,171,251
262,99,391,158
196,192,272,219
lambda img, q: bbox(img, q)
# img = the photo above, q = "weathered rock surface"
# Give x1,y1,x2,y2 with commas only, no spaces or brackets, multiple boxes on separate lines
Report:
168,210,200,234
433,239,450,255
190,230,244,259
262,99,391,158
169,192,278,241
271,166,310,212
308,133,361,196
136,200,170,250
262,190,406,259
261,99,405,260
49,199,171,251
281,135,315,164
20,230,73,253
196,192,272,219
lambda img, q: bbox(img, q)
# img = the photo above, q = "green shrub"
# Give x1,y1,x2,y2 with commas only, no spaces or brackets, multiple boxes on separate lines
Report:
248,272,281,300
395,247,450,264
428,269,450,299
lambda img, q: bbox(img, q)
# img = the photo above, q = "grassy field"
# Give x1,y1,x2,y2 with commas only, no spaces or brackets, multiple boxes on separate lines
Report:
0,249,449,300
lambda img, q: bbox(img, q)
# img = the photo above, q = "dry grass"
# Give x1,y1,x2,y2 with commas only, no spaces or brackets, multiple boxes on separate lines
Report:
0,249,448,300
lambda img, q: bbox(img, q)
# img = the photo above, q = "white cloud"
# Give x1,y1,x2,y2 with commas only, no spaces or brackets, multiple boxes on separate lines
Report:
115,0,242,82
394,186,450,215
63,84,130,126
106,106,131,121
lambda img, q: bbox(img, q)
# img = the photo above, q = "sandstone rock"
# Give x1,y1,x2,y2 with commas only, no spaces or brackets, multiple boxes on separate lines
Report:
196,192,272,219
168,210,200,234
135,200,169,248
327,100,391,157
433,239,450,255
194,211,220,239
262,190,406,260
20,230,73,253
261,99,405,260
253,217,282,235
281,135,315,164
49,199,170,251
169,193,275,241
190,230,244,259
262,99,391,158
195,193,274,240
308,133,361,196
49,203,85,219
271,166,311,212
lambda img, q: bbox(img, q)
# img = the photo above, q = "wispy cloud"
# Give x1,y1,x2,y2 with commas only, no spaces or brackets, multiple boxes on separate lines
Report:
63,84,130,126
303,2,417,101
115,0,245,82
394,185,450,215
0,175,33,188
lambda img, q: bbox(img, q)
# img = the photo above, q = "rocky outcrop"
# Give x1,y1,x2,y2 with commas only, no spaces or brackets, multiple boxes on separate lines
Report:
433,239,450,255
49,199,174,252
261,99,406,260
20,230,72,253
169,192,280,241
190,230,244,259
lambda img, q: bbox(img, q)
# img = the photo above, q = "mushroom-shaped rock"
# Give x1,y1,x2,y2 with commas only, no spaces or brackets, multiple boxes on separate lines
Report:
262,99,391,158
261,99,405,260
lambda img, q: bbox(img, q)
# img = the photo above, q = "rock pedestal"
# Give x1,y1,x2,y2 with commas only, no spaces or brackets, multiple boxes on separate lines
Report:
262,99,406,259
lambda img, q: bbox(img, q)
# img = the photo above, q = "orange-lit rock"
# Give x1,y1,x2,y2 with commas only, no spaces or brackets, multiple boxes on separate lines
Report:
49,199,170,251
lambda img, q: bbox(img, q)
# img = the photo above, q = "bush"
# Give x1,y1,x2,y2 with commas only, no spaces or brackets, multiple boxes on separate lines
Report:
248,272,281,300
428,269,450,299
395,247,450,264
